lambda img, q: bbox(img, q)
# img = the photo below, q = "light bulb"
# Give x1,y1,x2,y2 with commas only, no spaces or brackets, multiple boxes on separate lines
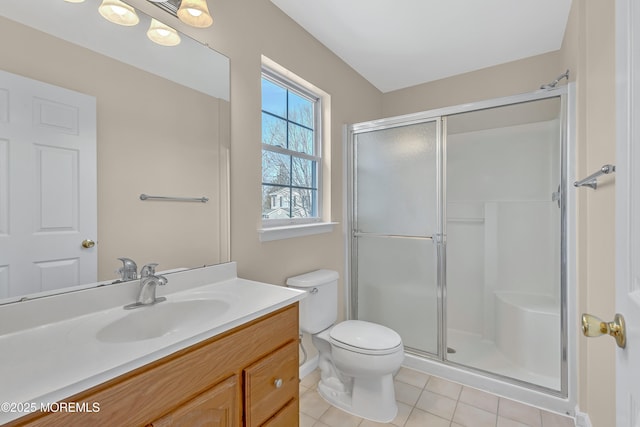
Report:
147,18,181,47
98,0,139,26
177,0,212,28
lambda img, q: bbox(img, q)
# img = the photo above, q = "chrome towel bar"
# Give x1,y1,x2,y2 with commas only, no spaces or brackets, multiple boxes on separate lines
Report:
574,164,616,190
140,194,209,203
353,232,433,240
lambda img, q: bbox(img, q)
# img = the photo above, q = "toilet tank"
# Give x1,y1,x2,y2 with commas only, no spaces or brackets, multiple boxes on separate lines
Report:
286,269,339,334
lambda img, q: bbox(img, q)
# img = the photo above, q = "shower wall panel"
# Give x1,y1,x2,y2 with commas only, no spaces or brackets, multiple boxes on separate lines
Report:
446,112,562,389
446,120,561,339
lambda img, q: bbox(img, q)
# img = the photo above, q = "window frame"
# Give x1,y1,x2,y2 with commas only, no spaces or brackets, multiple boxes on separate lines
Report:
261,66,323,228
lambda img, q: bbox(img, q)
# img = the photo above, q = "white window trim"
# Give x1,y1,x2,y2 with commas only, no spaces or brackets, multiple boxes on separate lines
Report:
260,57,334,240
258,221,339,242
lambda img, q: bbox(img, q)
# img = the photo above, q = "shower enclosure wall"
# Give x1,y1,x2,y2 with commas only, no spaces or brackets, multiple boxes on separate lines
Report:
346,87,575,414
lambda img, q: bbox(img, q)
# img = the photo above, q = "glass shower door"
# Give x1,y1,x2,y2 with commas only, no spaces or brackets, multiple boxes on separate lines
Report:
444,97,564,391
351,120,441,356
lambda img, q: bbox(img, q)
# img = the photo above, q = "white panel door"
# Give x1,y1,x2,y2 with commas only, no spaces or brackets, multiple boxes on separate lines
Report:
0,70,96,299
616,0,640,425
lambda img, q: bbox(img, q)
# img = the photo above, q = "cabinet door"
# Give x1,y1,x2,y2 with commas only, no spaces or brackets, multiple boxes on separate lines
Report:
151,375,238,427
244,340,298,427
262,399,298,427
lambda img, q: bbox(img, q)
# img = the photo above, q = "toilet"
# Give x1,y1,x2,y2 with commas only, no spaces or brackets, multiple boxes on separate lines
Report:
287,270,404,423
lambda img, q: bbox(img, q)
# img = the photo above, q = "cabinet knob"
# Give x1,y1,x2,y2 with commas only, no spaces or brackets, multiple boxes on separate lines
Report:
274,378,283,388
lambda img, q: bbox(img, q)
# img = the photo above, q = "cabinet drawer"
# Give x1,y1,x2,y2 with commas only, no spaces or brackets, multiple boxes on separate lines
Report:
244,340,298,427
262,398,298,427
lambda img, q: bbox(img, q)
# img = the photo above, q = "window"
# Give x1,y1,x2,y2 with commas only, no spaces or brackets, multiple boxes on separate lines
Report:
261,68,322,225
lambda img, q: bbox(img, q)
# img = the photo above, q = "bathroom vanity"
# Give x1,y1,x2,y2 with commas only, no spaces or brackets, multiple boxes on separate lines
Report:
0,263,305,427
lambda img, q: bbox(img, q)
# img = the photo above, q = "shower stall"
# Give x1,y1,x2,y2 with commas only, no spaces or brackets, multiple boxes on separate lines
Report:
346,87,575,413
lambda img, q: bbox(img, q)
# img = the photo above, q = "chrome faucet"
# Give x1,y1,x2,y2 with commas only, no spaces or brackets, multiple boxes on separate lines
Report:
116,257,138,281
124,263,168,309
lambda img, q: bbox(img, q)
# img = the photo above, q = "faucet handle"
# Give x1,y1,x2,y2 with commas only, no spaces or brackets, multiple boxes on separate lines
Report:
116,257,138,281
140,263,159,277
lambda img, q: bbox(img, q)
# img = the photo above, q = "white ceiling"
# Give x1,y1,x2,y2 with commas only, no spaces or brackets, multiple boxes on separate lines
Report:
270,0,573,93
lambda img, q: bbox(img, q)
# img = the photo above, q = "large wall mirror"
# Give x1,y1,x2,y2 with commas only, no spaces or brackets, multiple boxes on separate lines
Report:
0,0,230,304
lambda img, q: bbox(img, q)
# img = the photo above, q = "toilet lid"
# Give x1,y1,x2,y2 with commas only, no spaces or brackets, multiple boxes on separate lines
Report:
329,320,402,354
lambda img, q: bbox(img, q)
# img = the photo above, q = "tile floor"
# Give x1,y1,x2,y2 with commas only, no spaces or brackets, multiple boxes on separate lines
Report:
299,367,575,427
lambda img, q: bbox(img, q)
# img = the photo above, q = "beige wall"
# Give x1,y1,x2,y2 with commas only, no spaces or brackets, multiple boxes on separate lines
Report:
0,16,228,283
382,51,562,117
197,0,383,312
561,0,617,425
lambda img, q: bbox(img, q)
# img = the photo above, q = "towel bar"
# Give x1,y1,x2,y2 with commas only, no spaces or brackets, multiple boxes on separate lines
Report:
139,194,209,203
574,164,615,190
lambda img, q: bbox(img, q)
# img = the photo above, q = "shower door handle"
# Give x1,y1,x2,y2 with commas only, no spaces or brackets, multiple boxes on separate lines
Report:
552,185,561,208
581,313,626,348
432,233,445,244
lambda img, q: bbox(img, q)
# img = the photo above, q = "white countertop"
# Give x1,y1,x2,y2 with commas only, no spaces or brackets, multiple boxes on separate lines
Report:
0,263,305,424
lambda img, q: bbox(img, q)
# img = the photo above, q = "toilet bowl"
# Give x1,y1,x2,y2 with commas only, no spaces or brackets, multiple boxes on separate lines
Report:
287,270,404,423
314,320,404,422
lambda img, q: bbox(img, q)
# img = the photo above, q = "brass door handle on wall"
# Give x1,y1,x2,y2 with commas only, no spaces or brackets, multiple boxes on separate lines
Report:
581,313,626,348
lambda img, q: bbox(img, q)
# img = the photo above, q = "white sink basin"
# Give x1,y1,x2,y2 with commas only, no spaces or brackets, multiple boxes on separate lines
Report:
97,299,230,343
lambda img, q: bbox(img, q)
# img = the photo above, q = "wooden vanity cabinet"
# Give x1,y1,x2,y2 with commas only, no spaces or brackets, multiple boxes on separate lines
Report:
8,303,299,427
150,374,239,427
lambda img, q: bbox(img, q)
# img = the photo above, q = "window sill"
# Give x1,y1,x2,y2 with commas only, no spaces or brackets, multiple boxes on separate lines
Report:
258,222,338,242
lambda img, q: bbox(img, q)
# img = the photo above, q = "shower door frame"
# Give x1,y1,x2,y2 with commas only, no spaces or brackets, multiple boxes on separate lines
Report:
345,85,576,414
348,116,445,358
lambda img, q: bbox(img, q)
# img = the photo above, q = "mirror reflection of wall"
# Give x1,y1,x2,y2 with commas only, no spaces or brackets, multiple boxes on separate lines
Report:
0,0,230,304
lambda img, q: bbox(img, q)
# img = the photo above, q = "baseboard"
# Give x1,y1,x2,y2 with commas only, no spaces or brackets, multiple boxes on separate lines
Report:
299,354,319,379
574,408,592,427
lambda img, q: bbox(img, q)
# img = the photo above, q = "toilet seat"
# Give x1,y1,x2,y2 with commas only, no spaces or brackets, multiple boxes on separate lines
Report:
329,320,403,355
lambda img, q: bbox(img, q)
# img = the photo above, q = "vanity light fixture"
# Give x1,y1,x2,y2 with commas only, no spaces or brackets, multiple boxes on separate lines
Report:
99,0,140,26
147,18,181,46
64,0,86,3
177,0,213,28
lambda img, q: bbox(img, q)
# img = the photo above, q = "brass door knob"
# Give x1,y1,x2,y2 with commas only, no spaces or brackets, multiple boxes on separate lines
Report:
81,239,95,249
581,313,626,348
